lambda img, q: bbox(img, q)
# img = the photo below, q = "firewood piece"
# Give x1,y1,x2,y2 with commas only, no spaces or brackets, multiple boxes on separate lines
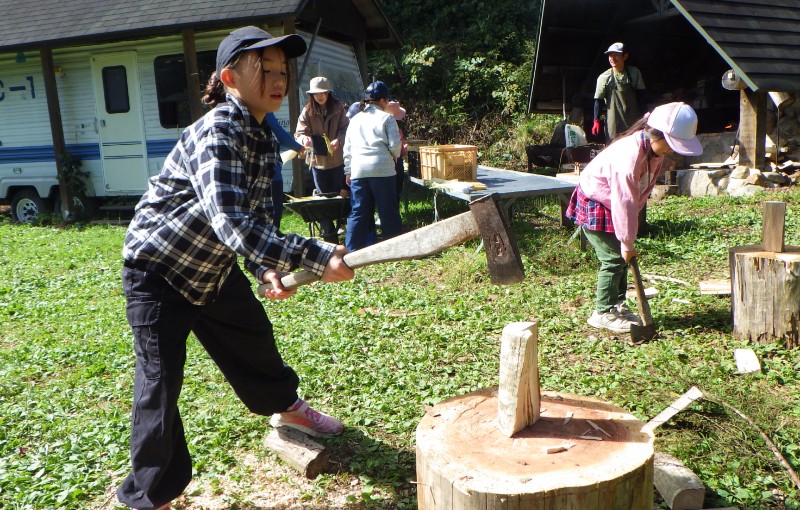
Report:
734,348,761,374
653,452,705,510
643,387,703,433
545,442,575,454
641,274,690,286
264,426,330,479
699,279,731,295
762,201,786,253
497,321,540,437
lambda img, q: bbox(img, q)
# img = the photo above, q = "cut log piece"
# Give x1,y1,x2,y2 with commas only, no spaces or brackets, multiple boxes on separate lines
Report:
416,388,654,510
497,321,539,437
729,245,800,348
264,426,329,479
653,452,705,510
734,348,761,374
699,279,731,295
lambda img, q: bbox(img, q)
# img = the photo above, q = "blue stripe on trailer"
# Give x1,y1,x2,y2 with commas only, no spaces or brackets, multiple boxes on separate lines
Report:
0,143,101,163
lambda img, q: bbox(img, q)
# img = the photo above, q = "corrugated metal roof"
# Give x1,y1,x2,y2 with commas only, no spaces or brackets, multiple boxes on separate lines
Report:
671,0,800,91
0,0,400,51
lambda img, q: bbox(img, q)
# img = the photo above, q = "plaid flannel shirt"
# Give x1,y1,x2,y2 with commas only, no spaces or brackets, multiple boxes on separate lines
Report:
123,94,334,305
565,184,615,233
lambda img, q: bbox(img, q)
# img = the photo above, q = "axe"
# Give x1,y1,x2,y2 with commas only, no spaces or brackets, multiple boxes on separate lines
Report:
629,258,657,342
257,194,524,295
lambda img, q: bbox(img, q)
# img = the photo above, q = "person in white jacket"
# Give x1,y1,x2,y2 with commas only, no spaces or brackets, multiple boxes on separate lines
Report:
565,102,702,333
343,81,403,251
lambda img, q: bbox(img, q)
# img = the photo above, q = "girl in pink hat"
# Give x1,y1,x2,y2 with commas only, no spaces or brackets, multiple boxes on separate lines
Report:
565,102,702,334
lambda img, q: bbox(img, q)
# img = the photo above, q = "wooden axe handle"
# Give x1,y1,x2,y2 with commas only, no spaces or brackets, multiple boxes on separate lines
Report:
629,258,654,327
257,210,480,295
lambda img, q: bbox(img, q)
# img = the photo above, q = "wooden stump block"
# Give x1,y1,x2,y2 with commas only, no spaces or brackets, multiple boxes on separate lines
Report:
729,245,800,348
416,388,654,510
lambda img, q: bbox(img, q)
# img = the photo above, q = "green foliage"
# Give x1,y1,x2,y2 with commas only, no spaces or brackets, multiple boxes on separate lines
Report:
3,186,800,508
372,0,541,139
60,152,89,199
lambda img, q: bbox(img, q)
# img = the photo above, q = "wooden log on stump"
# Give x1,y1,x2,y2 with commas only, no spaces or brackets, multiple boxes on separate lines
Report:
730,202,800,348
497,322,539,437
729,245,800,348
416,388,654,509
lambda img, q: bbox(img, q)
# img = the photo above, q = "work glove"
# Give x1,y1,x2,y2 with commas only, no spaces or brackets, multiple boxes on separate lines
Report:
591,119,602,137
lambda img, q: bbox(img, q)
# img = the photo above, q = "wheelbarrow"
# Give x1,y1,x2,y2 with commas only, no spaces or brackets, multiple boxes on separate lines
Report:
284,193,350,243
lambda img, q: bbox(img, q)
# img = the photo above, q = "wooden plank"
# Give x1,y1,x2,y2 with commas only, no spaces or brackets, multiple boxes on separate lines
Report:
762,201,786,253
643,387,704,433
699,279,731,295
497,322,540,437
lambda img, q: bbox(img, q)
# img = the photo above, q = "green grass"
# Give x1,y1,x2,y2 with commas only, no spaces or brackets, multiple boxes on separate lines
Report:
1,185,800,509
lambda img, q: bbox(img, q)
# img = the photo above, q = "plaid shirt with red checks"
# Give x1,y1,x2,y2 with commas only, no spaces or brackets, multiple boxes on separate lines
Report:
565,184,615,233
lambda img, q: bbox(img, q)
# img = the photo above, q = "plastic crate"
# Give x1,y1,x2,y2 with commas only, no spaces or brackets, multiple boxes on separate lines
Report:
419,145,478,181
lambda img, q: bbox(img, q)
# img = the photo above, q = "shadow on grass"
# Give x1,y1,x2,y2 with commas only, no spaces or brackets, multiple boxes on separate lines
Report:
657,303,732,335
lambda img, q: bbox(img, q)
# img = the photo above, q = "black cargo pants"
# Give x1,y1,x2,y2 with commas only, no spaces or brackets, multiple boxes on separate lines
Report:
116,262,299,509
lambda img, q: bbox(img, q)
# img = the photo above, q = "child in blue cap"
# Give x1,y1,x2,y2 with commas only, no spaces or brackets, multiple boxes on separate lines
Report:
117,27,353,510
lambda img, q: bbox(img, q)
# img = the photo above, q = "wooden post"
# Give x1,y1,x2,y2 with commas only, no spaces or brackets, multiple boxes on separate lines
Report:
762,201,786,253
283,17,305,197
739,89,767,169
40,45,73,219
181,29,204,122
497,322,539,437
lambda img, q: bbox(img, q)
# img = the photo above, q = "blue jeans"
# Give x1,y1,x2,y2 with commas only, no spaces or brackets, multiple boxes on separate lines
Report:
346,176,402,251
117,263,299,509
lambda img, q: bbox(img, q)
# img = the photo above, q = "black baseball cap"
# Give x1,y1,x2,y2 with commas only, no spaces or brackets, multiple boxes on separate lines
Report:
215,26,307,73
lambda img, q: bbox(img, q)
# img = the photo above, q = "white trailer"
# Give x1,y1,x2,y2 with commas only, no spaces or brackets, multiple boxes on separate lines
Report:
0,29,364,222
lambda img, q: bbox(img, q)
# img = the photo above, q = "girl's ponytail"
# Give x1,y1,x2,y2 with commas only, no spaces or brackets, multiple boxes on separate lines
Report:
202,72,226,107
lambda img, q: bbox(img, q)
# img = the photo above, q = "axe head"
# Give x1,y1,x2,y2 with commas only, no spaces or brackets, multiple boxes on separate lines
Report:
630,322,657,343
468,194,525,284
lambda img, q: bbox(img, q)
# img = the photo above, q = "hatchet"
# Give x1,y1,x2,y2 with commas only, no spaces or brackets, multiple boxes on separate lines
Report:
257,194,524,295
629,258,657,342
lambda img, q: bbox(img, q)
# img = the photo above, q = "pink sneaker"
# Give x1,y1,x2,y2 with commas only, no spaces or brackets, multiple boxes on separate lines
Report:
270,399,344,437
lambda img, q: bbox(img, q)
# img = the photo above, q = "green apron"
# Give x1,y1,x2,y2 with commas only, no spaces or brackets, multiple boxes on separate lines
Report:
607,69,640,141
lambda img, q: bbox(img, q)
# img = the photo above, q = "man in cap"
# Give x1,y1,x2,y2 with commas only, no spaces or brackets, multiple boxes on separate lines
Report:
592,42,646,142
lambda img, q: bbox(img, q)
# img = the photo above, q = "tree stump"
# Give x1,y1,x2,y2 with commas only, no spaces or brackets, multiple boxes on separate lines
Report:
416,388,654,510
729,245,800,348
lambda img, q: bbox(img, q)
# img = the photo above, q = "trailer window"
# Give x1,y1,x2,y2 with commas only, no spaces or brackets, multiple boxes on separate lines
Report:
102,66,130,113
154,51,215,129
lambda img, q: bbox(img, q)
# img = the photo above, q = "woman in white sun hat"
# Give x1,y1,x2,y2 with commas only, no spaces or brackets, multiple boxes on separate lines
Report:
295,76,349,242
565,102,702,334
